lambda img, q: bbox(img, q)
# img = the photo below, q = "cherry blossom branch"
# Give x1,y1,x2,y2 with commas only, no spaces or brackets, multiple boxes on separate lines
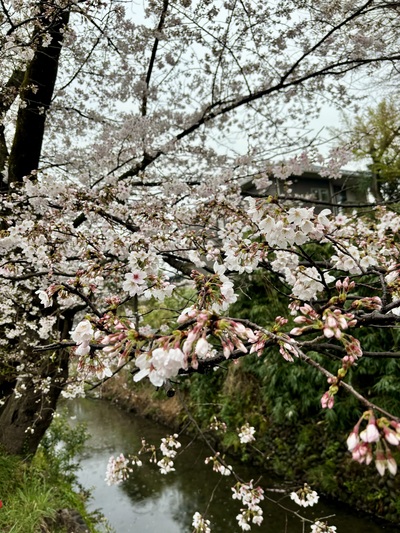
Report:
96,208,139,232
32,341,77,352
297,347,400,421
141,0,169,117
60,283,103,318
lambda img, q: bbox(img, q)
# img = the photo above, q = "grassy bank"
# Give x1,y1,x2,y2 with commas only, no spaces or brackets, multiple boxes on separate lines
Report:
0,413,105,533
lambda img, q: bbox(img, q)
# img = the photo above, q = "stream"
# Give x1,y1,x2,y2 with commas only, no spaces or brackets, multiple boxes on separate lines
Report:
65,398,400,532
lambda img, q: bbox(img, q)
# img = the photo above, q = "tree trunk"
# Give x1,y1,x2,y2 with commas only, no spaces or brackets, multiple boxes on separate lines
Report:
0,4,73,457
370,171,384,203
0,313,74,458
0,351,69,457
8,4,70,184
0,69,25,191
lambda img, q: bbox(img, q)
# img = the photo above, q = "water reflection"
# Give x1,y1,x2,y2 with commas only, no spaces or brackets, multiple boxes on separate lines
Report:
66,398,400,533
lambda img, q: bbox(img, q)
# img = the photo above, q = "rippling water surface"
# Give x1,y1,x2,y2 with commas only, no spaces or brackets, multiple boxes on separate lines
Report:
65,398,400,533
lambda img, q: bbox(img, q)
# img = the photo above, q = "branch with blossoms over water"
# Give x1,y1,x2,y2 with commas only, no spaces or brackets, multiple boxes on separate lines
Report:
104,395,338,533
2,2,400,528
37,257,400,478
22,187,400,509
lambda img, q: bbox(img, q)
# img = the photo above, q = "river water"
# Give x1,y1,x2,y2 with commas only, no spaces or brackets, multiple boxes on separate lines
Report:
66,398,400,533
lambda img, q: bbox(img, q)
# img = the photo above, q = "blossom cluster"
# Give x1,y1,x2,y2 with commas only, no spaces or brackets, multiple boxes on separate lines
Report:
122,249,175,301
238,423,256,444
213,318,258,360
134,347,186,387
70,304,260,390
190,264,237,313
70,318,125,380
132,306,260,388
232,480,264,531
322,309,357,340
105,453,132,486
290,484,319,507
208,416,227,433
157,433,181,474
277,333,300,362
204,453,232,476
105,433,182,486
70,319,94,356
192,512,211,533
248,199,332,252
290,295,360,347
288,282,370,411
346,410,400,475
100,317,136,365
310,521,337,533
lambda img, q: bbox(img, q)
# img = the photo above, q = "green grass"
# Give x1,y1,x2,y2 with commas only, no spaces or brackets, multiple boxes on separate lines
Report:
0,413,106,533
2,475,58,533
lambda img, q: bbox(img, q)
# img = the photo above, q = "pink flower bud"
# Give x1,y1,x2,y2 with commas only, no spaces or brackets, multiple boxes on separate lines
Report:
183,329,198,355
245,328,257,342
326,315,337,328
390,420,400,431
346,431,359,452
321,391,334,409
294,316,308,324
195,337,211,357
334,328,342,340
177,306,197,324
375,449,386,476
231,321,246,335
223,342,232,358
387,451,398,476
103,344,120,354
383,427,399,446
235,339,247,353
365,447,373,465
351,443,364,462
360,420,380,443
323,327,335,339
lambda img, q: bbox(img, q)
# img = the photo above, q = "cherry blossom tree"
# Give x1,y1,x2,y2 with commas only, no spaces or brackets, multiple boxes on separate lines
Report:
339,97,400,202
1,1,400,507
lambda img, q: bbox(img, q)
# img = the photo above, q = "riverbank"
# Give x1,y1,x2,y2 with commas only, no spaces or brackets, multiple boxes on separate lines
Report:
0,413,103,533
98,366,400,525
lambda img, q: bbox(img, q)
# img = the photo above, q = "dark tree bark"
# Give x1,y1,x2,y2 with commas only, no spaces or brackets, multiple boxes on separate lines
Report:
0,69,24,189
0,352,69,456
8,3,70,184
0,313,73,457
0,3,72,458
